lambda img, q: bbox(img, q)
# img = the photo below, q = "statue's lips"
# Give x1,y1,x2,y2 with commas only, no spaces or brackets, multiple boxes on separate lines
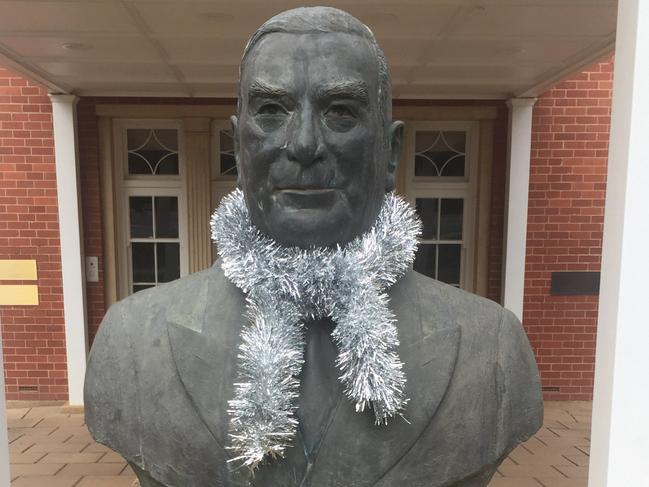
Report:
273,188,339,209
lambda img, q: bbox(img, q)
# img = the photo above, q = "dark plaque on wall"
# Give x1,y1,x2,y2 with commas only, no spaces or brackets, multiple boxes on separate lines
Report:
550,271,601,296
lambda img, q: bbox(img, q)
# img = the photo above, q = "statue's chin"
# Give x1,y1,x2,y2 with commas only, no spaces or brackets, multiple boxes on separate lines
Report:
247,189,384,249
257,210,357,249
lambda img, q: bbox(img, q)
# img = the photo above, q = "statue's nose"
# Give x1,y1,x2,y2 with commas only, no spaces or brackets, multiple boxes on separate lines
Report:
286,106,325,166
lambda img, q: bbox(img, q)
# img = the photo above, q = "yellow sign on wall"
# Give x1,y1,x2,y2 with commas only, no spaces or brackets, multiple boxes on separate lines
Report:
0,260,38,280
0,260,39,305
0,285,39,305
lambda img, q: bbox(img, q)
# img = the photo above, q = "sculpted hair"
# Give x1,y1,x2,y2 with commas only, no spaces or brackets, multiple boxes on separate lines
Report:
239,6,393,128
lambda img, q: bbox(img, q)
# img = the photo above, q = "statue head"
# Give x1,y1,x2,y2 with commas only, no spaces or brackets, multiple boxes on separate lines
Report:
232,7,404,248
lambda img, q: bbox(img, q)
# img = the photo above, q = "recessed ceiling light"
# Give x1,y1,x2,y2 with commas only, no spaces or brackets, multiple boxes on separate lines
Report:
61,42,91,51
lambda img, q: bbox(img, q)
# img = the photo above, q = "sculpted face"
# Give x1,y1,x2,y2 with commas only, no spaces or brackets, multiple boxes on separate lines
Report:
233,31,403,247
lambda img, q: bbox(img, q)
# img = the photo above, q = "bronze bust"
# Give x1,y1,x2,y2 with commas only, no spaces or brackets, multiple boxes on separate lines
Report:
85,7,543,487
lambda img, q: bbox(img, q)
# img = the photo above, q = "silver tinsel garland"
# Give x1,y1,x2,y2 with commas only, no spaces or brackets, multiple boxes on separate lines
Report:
210,189,421,469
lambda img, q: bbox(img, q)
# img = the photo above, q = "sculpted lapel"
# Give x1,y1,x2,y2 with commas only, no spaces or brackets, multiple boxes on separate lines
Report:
301,324,461,486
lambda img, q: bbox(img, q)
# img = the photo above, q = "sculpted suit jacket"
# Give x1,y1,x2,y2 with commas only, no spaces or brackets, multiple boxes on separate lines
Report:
85,262,543,487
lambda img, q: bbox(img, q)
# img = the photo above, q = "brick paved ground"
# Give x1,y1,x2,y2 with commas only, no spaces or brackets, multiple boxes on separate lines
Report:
7,401,591,486
490,401,592,487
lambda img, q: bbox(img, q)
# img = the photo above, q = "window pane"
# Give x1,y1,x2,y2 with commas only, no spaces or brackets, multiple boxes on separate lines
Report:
441,155,465,177
132,243,155,283
127,129,150,151
129,196,153,238
440,199,464,240
155,153,179,175
414,244,437,279
133,284,154,293
442,131,466,153
415,198,438,240
220,128,237,176
127,128,179,176
154,129,178,151
128,153,153,175
438,244,462,285
154,197,179,238
414,130,466,177
157,243,180,283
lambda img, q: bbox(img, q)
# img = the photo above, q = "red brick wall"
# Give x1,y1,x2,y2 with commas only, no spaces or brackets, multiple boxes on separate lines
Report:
77,98,104,344
0,67,68,400
487,105,509,303
524,58,612,400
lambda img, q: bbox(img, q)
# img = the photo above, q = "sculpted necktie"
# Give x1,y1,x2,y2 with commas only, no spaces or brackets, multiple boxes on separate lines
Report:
297,318,343,460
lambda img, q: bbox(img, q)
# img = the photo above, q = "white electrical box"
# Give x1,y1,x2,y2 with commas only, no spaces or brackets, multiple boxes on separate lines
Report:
86,256,99,282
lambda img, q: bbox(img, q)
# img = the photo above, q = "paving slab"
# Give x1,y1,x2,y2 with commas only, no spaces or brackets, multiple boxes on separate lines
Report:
489,478,542,487
76,476,137,487
57,462,125,476
11,475,81,487
39,452,104,464
10,463,64,476
536,479,588,487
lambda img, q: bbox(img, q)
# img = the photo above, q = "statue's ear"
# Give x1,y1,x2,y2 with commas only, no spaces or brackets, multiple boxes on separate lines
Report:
385,120,404,192
230,115,241,189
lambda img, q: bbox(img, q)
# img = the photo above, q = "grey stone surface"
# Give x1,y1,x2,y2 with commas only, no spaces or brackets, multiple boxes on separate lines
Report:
85,6,543,487
86,266,542,486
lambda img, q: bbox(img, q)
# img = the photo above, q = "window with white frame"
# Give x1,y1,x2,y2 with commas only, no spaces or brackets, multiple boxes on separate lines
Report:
114,121,188,297
211,120,238,261
406,122,479,290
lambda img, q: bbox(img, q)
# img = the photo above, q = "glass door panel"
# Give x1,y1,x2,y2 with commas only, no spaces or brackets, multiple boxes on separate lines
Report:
414,197,465,287
128,194,181,293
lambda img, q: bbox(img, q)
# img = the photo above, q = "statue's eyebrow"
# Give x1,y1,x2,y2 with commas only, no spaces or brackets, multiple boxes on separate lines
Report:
315,80,369,104
248,79,289,99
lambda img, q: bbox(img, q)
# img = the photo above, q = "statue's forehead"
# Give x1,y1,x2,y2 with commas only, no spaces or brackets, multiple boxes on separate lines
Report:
241,32,379,92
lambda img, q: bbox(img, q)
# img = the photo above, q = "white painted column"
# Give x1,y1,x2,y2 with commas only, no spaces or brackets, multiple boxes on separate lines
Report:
589,1,649,484
0,319,11,485
502,97,536,320
50,94,88,406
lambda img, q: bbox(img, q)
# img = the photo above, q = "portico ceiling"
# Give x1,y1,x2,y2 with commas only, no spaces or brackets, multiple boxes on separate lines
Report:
0,0,617,99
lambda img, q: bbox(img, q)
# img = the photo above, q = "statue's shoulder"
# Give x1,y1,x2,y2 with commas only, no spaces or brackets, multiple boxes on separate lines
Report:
85,263,242,486
394,270,506,336
394,269,543,445
111,265,216,322
384,271,543,484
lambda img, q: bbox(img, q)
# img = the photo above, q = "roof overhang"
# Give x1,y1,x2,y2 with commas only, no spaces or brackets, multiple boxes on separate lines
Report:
0,0,617,99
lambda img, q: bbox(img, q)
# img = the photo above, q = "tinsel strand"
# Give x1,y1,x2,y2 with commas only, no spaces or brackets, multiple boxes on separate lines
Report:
210,189,421,469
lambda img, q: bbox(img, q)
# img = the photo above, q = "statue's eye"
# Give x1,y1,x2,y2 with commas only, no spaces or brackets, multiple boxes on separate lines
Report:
324,104,357,132
326,104,354,118
255,103,288,131
258,103,286,116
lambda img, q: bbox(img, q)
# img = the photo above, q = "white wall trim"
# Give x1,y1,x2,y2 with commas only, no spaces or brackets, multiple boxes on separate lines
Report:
0,316,10,486
589,0,649,484
502,97,536,320
50,94,88,406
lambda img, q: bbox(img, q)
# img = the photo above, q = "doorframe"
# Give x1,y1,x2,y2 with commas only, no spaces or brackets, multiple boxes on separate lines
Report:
403,120,480,292
111,119,189,300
